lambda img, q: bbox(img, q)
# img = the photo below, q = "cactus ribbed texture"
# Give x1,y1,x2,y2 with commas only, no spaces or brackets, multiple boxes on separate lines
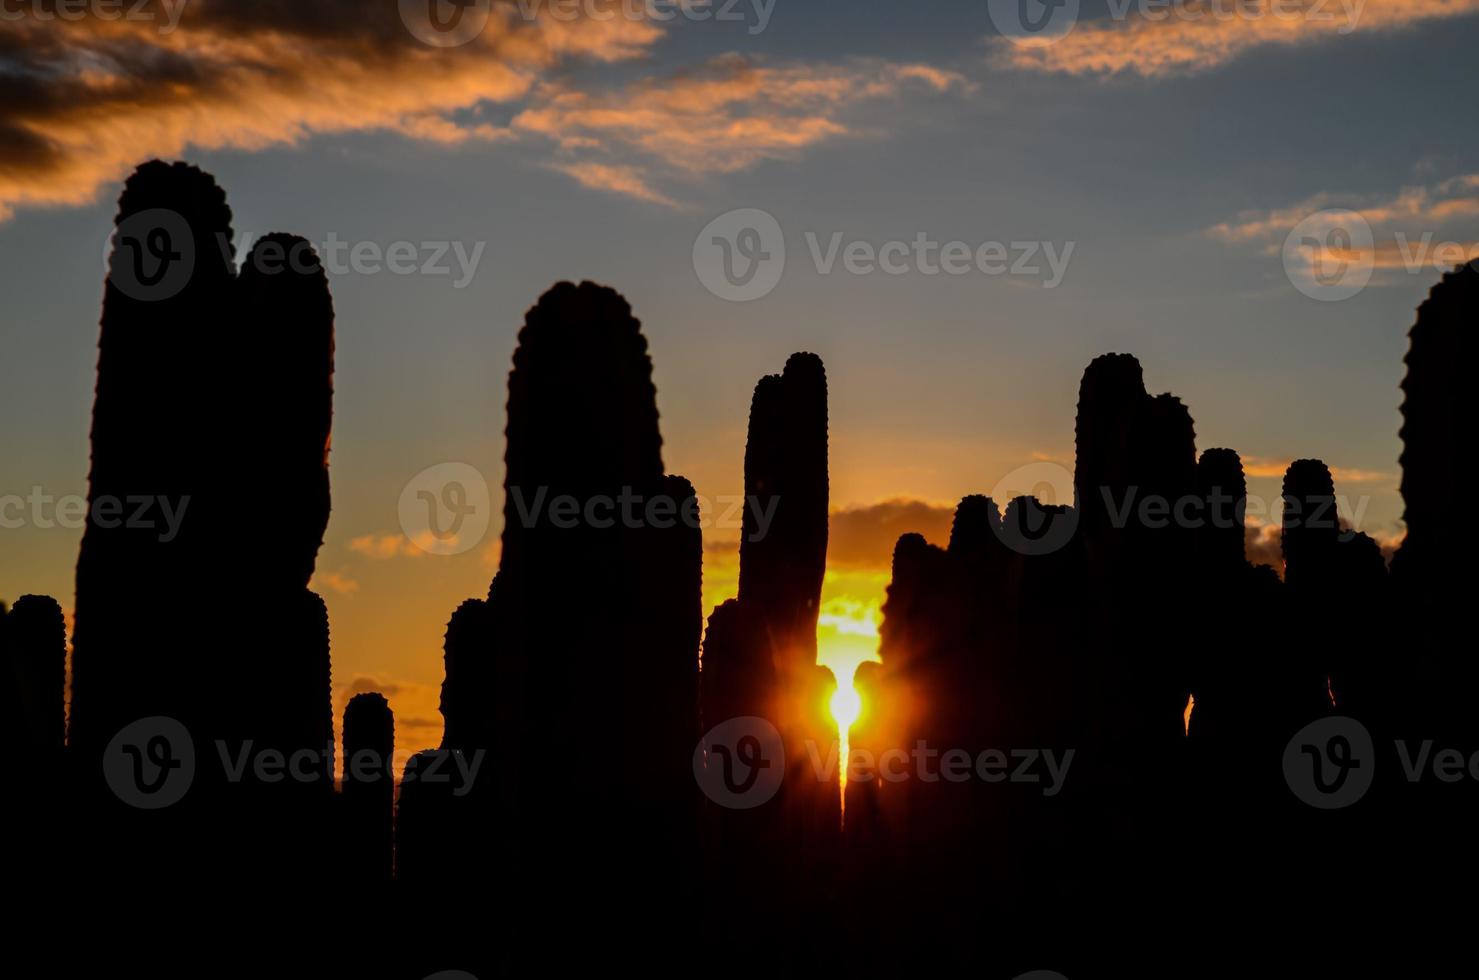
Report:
3,595,66,754
737,352,830,673
71,162,336,887
343,692,395,885
431,281,703,907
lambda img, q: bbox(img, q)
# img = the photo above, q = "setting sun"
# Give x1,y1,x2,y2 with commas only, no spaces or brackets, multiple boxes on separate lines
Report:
816,589,884,822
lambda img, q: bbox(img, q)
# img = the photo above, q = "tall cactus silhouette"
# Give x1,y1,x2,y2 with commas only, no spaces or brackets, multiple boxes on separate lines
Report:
1394,262,1476,744
343,693,395,885
3,595,66,754
72,160,236,756
435,281,702,908
1196,448,1248,573
738,352,830,672
1396,261,1475,586
71,162,336,886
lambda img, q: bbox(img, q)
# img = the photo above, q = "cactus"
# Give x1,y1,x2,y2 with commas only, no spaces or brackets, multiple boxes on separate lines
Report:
434,281,703,897
343,692,395,885
1196,448,1248,572
738,352,829,673
71,162,337,890
1396,261,1476,586
3,595,66,754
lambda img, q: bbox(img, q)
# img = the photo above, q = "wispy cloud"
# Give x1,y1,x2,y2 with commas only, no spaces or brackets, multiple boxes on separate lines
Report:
311,569,361,596
989,0,1479,78
516,54,973,205
0,2,657,219
1209,173,1479,287
0,6,972,218
1241,455,1393,485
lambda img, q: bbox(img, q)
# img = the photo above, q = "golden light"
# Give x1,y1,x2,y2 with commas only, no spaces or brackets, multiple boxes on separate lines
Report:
830,684,861,731
816,591,883,826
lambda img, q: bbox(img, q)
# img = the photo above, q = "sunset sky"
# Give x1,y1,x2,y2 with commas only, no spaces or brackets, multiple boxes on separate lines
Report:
3,0,1477,761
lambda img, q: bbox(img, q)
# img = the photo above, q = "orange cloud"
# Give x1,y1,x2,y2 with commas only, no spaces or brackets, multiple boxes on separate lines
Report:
0,2,658,220
311,569,362,596
334,674,444,772
515,54,972,204
549,161,681,208
1208,173,1479,287
991,0,1479,78
1240,456,1392,485
349,534,423,559
0,8,971,218
827,498,957,569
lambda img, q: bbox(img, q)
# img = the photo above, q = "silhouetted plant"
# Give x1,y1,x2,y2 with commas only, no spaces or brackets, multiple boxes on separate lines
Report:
3,594,66,754
343,692,394,885
738,352,829,672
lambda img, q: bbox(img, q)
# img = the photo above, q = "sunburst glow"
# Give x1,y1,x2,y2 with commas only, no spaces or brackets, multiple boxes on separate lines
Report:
817,591,883,826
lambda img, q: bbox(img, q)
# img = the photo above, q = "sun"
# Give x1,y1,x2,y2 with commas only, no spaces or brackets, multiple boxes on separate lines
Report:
815,592,884,824
830,684,862,731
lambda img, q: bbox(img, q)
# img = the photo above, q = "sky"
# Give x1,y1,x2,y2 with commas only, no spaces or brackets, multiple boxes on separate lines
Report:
3,0,1477,762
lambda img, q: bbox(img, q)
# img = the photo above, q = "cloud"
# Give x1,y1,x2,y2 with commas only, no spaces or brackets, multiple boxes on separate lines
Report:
1243,517,1404,575
0,1,659,220
349,533,423,560
311,569,361,596
515,53,973,204
1209,173,1479,286
334,673,444,772
1240,456,1392,485
549,161,681,208
828,498,958,569
990,0,1479,78
0,7,971,218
